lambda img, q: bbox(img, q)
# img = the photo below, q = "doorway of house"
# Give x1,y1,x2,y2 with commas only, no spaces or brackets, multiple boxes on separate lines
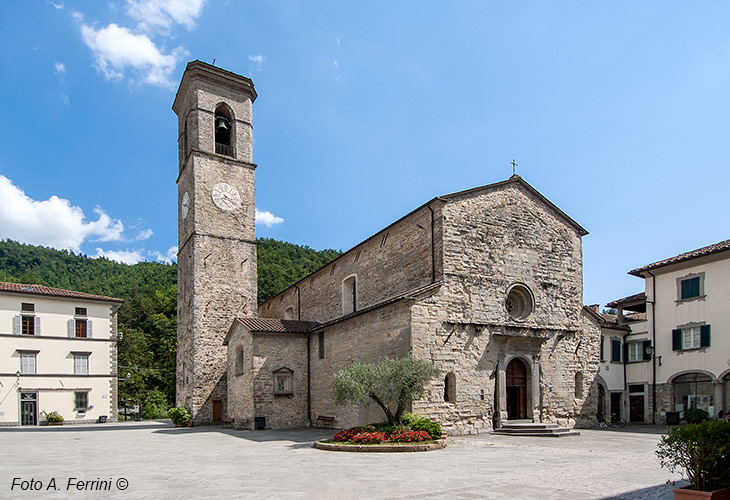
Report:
212,400,222,422
20,392,37,426
629,396,644,422
506,358,528,420
610,392,622,420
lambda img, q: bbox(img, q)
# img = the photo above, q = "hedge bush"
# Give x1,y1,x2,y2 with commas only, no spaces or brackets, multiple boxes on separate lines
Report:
402,412,442,439
168,407,191,426
684,408,710,424
656,420,730,491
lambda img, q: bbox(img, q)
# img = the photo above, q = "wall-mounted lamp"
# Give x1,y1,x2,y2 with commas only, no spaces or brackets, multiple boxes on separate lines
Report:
658,356,662,366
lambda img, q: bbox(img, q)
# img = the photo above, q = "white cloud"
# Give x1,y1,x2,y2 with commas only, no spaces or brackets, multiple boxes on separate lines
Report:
126,0,205,34
80,22,186,88
331,59,342,81
149,245,177,264
94,248,145,265
135,228,154,241
54,62,69,104
51,2,64,9
0,175,124,252
255,208,284,227
248,54,265,71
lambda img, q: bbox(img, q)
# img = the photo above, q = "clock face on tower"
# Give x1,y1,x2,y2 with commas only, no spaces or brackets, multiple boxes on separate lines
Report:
211,183,241,211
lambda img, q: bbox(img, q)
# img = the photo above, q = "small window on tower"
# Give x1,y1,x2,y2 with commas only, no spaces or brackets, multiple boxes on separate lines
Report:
214,104,233,157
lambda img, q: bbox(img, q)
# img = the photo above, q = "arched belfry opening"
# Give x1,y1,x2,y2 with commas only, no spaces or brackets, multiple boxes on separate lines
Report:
214,104,234,157
506,358,528,420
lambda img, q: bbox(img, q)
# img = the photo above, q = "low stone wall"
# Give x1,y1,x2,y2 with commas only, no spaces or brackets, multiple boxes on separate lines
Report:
313,438,447,453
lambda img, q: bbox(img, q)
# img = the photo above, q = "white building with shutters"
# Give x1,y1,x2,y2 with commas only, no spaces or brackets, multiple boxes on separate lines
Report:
0,282,122,425
606,238,730,425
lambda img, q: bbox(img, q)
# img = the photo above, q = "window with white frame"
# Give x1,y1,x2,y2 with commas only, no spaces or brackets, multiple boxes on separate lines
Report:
683,326,701,349
74,354,89,375
20,353,36,374
673,325,711,351
627,342,643,362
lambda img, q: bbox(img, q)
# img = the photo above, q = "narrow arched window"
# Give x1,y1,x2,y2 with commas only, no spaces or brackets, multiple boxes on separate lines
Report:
235,345,244,376
214,104,233,157
342,275,357,315
284,307,294,320
575,371,583,398
444,372,456,403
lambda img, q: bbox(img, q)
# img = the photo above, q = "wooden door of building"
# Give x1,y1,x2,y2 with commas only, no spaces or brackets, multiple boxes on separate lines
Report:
629,395,644,422
212,400,222,422
506,359,527,420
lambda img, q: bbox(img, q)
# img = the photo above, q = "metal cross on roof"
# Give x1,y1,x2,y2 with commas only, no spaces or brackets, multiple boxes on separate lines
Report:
511,159,518,175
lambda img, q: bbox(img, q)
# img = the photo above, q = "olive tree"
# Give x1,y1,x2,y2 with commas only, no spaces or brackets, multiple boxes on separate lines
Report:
332,355,440,426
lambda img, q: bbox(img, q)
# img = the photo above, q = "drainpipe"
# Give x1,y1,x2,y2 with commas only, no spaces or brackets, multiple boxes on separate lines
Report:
427,204,436,284
294,285,301,321
307,333,311,425
646,270,657,424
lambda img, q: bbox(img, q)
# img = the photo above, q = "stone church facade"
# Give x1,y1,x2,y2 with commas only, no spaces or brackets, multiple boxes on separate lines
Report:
175,61,601,434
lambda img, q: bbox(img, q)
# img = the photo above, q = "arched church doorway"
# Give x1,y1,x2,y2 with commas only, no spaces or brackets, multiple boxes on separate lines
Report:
506,358,528,420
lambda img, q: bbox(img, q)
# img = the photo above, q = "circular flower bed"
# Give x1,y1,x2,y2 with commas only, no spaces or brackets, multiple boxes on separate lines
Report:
315,424,446,453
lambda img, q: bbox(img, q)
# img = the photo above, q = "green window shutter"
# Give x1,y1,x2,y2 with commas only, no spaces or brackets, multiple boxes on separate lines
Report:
600,336,604,361
700,325,711,347
642,340,652,361
681,277,700,299
611,339,621,362
672,329,682,351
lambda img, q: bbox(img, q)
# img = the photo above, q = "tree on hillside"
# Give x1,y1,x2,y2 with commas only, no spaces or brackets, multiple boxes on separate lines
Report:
332,355,440,425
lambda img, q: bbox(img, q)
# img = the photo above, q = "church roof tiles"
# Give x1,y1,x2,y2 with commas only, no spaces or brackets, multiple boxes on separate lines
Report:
234,318,319,334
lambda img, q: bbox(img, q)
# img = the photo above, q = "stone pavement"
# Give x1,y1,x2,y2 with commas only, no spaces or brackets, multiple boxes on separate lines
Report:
0,421,686,499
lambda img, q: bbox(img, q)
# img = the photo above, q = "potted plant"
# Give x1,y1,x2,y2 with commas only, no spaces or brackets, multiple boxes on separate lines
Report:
168,407,192,427
42,410,64,426
656,420,730,499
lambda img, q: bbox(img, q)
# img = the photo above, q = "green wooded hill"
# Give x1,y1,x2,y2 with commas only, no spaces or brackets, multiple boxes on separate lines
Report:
0,238,339,416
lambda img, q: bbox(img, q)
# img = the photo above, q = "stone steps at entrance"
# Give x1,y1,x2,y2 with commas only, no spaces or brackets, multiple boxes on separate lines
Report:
492,420,580,437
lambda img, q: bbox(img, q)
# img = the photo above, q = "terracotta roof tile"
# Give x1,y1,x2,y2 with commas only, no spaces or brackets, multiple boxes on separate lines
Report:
0,282,123,303
606,292,646,308
630,238,730,276
236,318,319,334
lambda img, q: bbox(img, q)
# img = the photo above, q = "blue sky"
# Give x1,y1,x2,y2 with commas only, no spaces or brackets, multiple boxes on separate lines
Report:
1,1,728,307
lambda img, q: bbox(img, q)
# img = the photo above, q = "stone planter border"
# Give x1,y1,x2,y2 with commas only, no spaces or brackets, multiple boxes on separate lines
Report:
313,438,446,453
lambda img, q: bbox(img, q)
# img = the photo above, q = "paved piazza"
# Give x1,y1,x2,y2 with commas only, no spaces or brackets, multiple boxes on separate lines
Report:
1,422,685,499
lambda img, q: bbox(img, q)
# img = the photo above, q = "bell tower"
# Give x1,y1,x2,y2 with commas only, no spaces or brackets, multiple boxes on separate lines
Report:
173,61,258,423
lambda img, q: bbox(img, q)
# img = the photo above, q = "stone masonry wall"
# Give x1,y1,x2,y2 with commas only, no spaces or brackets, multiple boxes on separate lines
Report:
440,182,584,330
175,65,258,424
309,300,412,429
409,182,598,434
251,333,308,429
226,322,254,429
259,203,442,324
